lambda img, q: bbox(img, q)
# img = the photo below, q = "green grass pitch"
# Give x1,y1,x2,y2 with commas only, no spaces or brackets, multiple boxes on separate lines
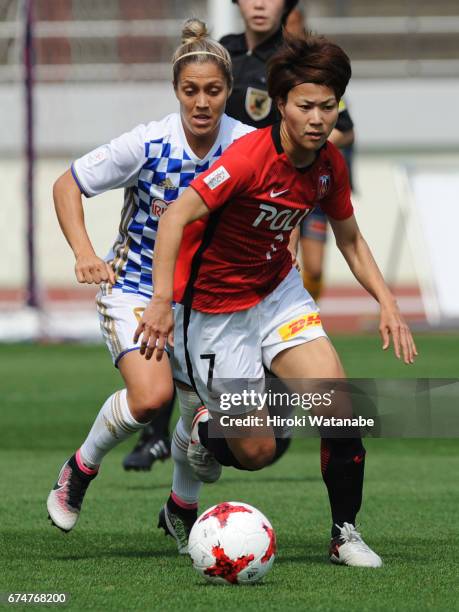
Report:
1,335,458,611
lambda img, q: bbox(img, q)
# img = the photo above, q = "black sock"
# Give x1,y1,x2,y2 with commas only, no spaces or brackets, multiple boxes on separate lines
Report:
320,437,366,538
167,493,197,518
269,436,291,465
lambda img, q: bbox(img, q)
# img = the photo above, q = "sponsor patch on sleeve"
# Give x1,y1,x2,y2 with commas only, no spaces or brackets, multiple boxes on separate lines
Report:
87,148,108,166
203,165,230,190
278,312,322,341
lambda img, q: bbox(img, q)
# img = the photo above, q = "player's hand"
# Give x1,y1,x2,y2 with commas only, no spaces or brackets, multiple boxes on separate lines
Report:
379,302,418,365
75,253,115,285
134,296,174,361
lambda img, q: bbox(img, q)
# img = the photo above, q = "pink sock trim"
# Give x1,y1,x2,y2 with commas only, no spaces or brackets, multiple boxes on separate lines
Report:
171,491,198,510
76,449,99,475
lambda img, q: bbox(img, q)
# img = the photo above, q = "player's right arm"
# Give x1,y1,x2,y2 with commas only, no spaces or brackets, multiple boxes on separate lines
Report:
134,187,210,361
53,170,115,285
136,149,256,361
54,122,148,284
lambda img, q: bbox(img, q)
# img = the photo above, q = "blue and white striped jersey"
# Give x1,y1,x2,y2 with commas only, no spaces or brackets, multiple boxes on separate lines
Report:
72,113,253,298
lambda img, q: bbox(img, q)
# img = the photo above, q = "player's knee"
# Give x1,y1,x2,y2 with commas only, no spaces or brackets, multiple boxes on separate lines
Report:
303,266,322,282
127,385,173,422
236,439,276,471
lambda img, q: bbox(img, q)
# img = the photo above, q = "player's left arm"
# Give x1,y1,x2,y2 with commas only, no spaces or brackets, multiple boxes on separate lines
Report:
329,214,418,364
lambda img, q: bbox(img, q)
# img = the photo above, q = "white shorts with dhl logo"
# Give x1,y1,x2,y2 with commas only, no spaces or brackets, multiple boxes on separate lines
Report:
173,267,328,414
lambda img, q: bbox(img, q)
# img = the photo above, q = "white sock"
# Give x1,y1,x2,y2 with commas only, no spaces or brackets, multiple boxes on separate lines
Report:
171,417,202,505
79,389,146,468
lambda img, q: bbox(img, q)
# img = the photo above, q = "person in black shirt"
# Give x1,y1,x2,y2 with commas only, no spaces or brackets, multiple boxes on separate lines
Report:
221,0,355,300
221,0,298,127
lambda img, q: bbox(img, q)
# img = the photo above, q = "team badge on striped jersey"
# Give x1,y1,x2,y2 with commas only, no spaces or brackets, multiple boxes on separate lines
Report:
158,177,176,190
151,198,172,220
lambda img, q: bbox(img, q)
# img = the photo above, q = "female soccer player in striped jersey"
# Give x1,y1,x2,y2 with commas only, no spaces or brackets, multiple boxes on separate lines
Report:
47,19,253,534
137,34,418,567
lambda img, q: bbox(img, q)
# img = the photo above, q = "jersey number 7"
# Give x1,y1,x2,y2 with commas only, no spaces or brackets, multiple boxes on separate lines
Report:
200,353,215,391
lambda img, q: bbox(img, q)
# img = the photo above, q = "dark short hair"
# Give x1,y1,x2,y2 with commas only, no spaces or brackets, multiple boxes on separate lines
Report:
232,0,299,23
267,34,351,102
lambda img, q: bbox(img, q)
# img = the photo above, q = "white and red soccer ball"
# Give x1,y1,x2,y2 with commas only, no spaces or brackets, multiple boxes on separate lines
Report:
188,501,276,585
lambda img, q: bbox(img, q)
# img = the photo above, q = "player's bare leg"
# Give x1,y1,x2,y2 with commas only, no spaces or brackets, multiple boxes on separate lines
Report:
271,336,343,379
47,350,173,532
201,339,340,473
118,349,174,423
271,338,382,567
223,405,276,471
300,232,326,302
190,401,276,473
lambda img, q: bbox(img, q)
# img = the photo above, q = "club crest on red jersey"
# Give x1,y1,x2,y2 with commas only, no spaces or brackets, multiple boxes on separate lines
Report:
317,174,330,199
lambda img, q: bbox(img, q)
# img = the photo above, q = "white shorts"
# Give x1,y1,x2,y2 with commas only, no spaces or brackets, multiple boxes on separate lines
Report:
173,268,327,413
96,288,151,366
96,289,187,381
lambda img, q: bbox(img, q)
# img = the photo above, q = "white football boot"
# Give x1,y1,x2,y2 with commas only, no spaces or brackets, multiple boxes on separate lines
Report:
187,407,222,483
329,523,383,567
47,452,98,532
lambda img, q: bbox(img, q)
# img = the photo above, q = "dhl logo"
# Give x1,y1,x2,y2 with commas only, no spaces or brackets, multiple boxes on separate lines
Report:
278,312,322,341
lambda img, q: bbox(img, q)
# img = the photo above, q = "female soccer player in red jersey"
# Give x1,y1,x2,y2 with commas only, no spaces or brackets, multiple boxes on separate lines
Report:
136,35,417,566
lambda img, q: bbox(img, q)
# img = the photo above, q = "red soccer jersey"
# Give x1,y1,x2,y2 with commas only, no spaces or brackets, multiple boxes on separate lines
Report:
174,123,353,313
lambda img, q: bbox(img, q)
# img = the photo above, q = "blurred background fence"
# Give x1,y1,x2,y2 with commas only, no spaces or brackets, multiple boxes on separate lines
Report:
1,0,458,338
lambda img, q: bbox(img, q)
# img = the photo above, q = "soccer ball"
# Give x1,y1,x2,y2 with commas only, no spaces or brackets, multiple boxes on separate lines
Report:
188,501,276,585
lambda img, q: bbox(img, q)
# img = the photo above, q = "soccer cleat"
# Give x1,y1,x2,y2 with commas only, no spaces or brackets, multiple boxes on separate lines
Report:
329,522,383,568
187,407,222,484
47,453,98,532
122,425,171,471
158,503,197,555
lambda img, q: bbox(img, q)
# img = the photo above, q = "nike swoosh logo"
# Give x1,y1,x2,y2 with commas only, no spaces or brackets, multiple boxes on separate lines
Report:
270,188,289,198
55,465,70,489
